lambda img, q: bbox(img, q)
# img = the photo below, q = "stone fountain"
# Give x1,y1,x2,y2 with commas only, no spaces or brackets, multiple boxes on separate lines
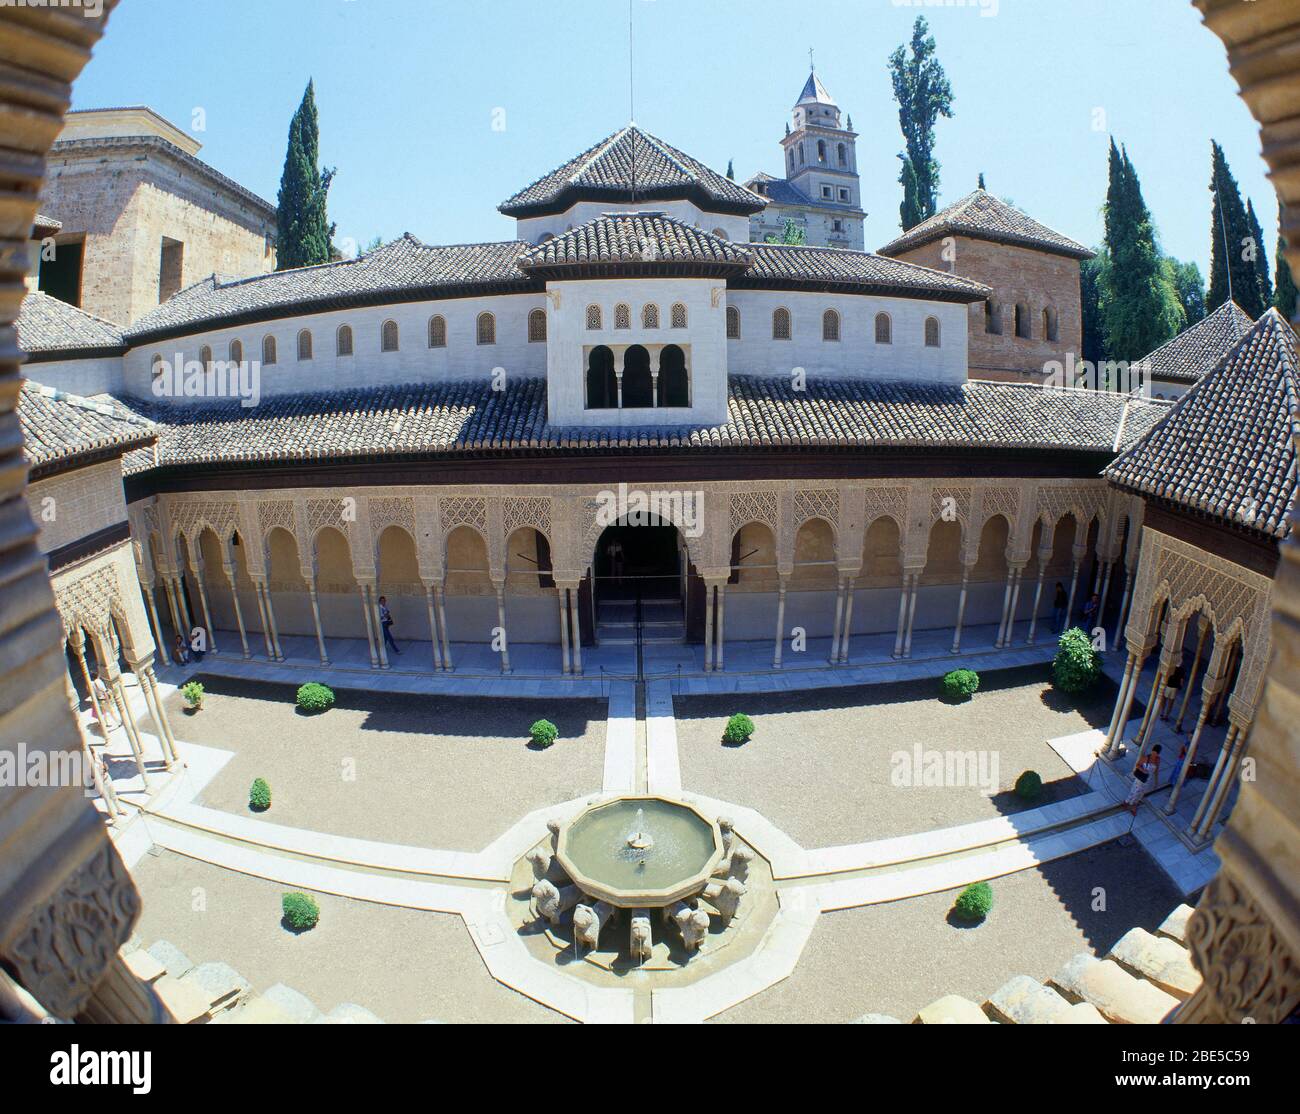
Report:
529,796,751,964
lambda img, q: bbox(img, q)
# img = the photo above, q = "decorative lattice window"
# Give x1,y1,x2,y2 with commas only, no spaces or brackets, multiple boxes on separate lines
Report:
671,303,687,329
773,308,791,340
527,308,547,342
925,317,941,348
726,305,740,340
477,312,496,346
230,339,243,363
261,335,277,365
822,310,841,342
642,304,660,329
586,304,602,331
614,303,631,330
874,313,892,345
428,315,447,348
337,325,353,356
200,345,212,367
382,320,399,352
297,330,313,360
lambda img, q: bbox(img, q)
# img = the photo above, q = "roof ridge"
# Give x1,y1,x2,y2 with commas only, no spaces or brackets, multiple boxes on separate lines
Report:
568,126,630,186
25,290,125,333
637,129,696,183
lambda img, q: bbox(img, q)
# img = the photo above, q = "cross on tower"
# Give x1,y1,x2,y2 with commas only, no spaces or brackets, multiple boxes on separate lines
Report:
809,47,815,72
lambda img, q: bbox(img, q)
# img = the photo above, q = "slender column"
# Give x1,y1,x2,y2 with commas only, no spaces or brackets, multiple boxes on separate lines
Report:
715,583,727,672
773,576,788,668
251,583,274,659
161,577,182,640
425,585,444,671
614,348,625,409
192,569,218,654
173,575,193,633
567,588,581,676
1103,652,1138,753
1004,567,1025,647
1193,725,1249,840
557,588,571,675
70,636,111,741
903,573,921,658
1025,563,1047,645
69,673,123,822
650,349,661,408
1175,621,1210,732
1165,689,1217,814
1133,663,1169,753
224,566,251,659
141,667,178,768
891,572,911,659
1112,568,1133,650
1189,724,1242,838
828,576,846,664
368,586,390,669
495,583,511,674
141,582,167,661
436,585,454,671
359,586,379,667
1097,560,1115,630
951,568,971,654
1105,651,1147,756
103,668,150,790
703,584,715,672
1064,559,1081,629
307,581,330,665
838,577,856,663
994,570,1016,648
263,584,284,662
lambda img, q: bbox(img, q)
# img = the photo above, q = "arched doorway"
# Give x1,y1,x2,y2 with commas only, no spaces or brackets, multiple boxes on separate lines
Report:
622,346,653,409
586,346,617,409
659,345,689,407
591,516,687,646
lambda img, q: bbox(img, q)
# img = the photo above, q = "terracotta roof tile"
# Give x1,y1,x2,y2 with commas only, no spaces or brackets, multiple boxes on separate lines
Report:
878,189,1093,261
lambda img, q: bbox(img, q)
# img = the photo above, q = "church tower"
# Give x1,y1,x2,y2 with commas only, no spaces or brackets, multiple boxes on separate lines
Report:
745,67,865,249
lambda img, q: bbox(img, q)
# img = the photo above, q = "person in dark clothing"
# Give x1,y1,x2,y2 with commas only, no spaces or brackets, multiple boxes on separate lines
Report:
1160,663,1185,721
378,595,401,655
1052,583,1069,632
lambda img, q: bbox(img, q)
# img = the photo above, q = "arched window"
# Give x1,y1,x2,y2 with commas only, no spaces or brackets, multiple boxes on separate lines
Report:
642,304,660,329
837,143,847,167
1015,303,1031,339
1042,307,1059,343
773,307,792,340
297,329,313,361
659,345,690,408
817,139,827,162
985,301,1002,336
428,315,447,348
586,346,617,410
586,304,602,331
337,325,354,356
670,303,687,329
924,317,941,348
381,320,399,352
528,308,547,343
229,339,243,364
726,305,741,340
199,345,212,368
822,309,841,342
712,228,730,241
614,303,631,330
874,313,892,345
261,335,277,365
477,312,496,346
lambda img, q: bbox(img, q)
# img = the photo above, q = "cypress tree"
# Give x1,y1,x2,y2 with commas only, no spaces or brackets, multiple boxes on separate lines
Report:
726,158,735,181
1275,229,1298,320
888,16,954,228
1246,199,1273,308
1208,141,1265,317
275,80,336,271
1080,251,1106,368
977,172,986,191
1099,141,1183,361
899,156,923,232
1166,258,1206,326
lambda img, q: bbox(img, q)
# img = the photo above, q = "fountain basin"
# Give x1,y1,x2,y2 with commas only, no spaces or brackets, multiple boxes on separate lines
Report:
556,796,724,909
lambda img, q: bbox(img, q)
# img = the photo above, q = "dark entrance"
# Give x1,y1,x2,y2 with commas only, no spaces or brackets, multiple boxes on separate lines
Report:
592,518,688,649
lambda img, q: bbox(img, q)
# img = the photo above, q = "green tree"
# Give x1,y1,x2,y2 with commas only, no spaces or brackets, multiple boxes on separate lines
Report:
977,171,986,191
275,80,336,271
1274,230,1298,319
1246,199,1273,309
888,16,953,229
765,218,806,246
1080,251,1108,369
899,156,923,232
726,158,735,181
1208,141,1266,317
1099,140,1183,361
1165,257,1206,326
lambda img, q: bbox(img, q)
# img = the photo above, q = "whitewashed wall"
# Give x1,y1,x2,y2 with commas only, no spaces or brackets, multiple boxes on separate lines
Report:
515,201,751,245
22,355,125,398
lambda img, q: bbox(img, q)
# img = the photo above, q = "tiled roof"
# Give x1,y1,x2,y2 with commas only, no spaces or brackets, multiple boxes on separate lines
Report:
33,213,61,235
17,292,126,359
878,189,1094,261
519,212,752,277
735,243,990,302
1140,300,1255,385
745,174,814,208
1106,309,1299,540
124,236,538,342
796,72,837,108
113,375,1163,474
499,126,766,218
19,380,155,474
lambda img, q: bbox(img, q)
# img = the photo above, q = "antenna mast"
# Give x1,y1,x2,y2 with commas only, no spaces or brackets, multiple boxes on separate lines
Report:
629,0,637,207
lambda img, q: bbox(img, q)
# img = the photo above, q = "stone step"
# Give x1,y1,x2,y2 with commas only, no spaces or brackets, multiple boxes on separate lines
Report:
178,961,250,1015
1049,954,1179,1024
985,975,1108,1024
152,974,213,1024
913,994,994,1024
1156,904,1196,946
210,996,296,1025
313,1003,384,1024
1107,927,1202,1000
146,939,193,980
121,947,166,986
261,982,324,1024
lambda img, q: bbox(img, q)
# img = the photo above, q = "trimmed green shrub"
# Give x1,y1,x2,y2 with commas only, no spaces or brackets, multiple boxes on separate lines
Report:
282,892,320,932
249,778,272,812
1053,627,1103,695
722,713,755,745
296,682,335,714
529,719,558,749
942,669,980,700
1015,770,1044,801
953,881,994,923
181,681,204,709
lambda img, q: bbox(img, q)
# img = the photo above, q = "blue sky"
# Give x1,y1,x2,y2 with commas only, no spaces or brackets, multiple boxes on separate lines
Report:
73,0,1276,278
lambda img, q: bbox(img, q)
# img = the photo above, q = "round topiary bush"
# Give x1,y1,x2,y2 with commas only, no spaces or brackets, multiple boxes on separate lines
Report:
942,669,980,701
296,682,335,714
282,892,320,932
182,681,204,710
1015,770,1043,801
529,719,558,749
953,881,994,923
1053,627,1102,695
722,713,755,745
249,777,272,812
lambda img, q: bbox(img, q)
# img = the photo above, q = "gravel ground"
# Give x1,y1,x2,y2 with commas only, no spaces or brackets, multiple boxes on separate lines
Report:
712,841,1186,1024
130,853,568,1023
152,676,606,851
675,665,1117,849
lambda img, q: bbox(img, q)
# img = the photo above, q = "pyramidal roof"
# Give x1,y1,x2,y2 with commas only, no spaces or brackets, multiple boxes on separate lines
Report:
519,212,753,276
1139,300,1255,384
877,188,1094,261
1106,308,1299,540
499,126,766,218
796,71,837,108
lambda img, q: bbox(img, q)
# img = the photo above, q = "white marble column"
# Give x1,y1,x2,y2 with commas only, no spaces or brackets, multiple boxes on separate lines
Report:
359,586,379,667
715,582,727,672
425,584,444,672
951,567,972,654
557,587,571,675
224,565,251,659
495,582,511,674
773,576,788,668
1025,561,1048,646
307,579,330,665
703,583,715,672
892,572,912,659
436,584,454,671
838,576,856,664
828,576,846,665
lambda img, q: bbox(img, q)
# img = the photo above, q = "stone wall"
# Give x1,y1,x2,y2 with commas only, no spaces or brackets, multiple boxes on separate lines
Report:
26,460,126,555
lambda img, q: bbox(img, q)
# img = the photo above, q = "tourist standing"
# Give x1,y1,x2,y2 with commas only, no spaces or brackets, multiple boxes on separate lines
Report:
1160,663,1185,722
378,595,401,655
1052,583,1069,632
1126,745,1162,815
